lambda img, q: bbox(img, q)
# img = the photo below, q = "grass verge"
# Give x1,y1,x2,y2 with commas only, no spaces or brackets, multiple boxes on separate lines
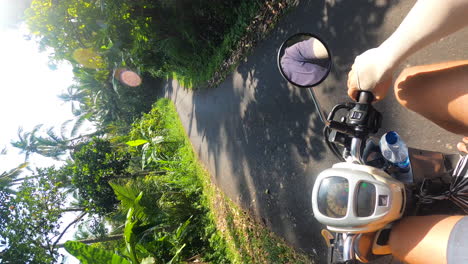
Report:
169,0,298,89
158,98,313,263
200,171,314,264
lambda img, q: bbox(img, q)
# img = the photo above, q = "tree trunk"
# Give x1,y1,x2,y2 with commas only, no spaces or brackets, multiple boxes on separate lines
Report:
67,130,102,144
61,207,86,212
55,234,124,248
9,174,42,183
52,212,87,250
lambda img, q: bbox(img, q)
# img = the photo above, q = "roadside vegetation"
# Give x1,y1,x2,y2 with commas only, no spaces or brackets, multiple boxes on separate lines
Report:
0,0,312,263
26,0,291,90
1,99,312,263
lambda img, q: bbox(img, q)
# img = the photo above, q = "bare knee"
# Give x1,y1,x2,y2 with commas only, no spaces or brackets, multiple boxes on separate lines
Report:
393,64,468,135
393,67,422,109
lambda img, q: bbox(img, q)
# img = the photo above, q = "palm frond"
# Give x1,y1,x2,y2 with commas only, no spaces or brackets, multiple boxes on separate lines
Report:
0,162,28,180
61,119,73,139
71,114,89,138
46,127,62,142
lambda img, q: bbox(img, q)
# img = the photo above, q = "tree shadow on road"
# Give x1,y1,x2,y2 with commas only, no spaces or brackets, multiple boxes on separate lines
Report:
165,0,396,262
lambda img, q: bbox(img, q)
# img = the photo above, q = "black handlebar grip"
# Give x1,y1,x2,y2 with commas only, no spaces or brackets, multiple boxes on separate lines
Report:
357,91,374,104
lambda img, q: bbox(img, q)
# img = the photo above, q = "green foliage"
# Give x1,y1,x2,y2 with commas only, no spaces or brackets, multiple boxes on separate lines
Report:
68,138,131,214
110,182,147,221
147,219,189,264
124,206,140,263
127,100,184,170
64,240,131,264
124,99,231,263
137,136,169,170
25,0,263,122
66,190,189,264
74,215,109,241
167,0,262,87
26,0,160,128
109,177,204,262
126,129,168,170
0,168,67,263
0,162,28,194
10,122,100,162
126,139,148,147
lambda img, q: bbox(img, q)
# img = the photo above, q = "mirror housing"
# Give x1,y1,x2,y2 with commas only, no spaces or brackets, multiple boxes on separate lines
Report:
277,33,332,88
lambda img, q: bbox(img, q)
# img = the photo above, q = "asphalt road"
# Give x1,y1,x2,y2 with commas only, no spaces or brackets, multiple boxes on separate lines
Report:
164,0,468,262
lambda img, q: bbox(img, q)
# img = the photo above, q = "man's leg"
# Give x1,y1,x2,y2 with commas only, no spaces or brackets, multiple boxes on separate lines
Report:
394,61,468,136
389,215,465,264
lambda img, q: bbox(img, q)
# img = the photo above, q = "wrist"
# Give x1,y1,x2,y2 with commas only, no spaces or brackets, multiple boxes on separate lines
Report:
376,48,395,75
378,38,402,73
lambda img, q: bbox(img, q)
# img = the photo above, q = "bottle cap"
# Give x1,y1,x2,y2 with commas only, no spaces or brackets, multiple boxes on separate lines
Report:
385,131,399,145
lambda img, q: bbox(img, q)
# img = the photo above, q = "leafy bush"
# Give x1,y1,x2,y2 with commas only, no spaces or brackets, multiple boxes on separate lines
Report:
123,99,230,263
68,138,131,215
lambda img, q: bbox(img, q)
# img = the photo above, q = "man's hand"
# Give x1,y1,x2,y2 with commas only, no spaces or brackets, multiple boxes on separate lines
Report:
347,48,394,101
457,137,468,154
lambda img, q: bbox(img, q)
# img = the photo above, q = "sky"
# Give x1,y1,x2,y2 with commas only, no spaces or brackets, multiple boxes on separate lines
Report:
0,2,108,262
0,18,81,264
0,25,76,172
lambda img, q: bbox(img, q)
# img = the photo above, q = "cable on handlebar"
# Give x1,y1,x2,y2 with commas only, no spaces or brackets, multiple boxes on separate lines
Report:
324,126,345,162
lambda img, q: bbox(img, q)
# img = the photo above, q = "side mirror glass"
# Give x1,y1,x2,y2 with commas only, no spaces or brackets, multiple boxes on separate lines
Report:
277,33,332,88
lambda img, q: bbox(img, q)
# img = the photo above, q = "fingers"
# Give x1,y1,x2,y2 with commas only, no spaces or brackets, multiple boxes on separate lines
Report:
347,66,360,101
348,88,360,101
458,137,468,154
457,141,468,154
372,76,393,102
347,65,386,102
347,66,356,89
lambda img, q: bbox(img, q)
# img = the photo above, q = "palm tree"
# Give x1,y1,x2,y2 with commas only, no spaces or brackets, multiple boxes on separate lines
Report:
58,85,96,137
57,85,88,112
11,125,67,160
11,125,43,161
11,122,99,161
0,162,28,194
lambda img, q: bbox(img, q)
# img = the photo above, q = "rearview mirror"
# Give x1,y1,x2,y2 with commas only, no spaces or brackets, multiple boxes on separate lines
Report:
277,33,332,88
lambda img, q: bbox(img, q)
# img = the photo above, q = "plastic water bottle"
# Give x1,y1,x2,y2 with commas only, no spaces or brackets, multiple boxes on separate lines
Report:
379,131,410,173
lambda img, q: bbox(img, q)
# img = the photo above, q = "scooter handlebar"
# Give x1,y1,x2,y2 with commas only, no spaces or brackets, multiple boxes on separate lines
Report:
357,91,374,104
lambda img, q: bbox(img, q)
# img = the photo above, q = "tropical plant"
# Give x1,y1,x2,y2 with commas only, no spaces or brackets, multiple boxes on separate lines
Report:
0,168,72,263
127,102,184,171
64,190,187,264
126,135,166,169
67,138,130,214
11,124,43,161
0,162,28,193
11,123,98,161
64,240,132,264
26,0,159,127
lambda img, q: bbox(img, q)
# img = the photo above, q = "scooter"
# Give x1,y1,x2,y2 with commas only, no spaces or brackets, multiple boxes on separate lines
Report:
277,33,468,264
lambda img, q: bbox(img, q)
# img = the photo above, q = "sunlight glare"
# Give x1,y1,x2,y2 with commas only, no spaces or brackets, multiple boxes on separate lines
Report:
0,24,75,171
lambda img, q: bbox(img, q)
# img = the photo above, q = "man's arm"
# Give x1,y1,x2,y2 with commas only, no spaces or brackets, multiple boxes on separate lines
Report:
381,0,468,68
348,0,468,99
